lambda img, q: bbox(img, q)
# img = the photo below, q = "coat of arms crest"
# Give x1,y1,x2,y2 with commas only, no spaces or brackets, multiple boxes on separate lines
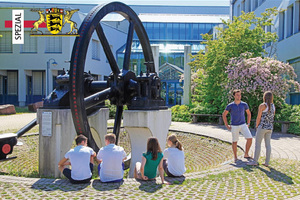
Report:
46,8,64,35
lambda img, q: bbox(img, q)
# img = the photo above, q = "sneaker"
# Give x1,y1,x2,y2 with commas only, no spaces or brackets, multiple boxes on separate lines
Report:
247,160,258,166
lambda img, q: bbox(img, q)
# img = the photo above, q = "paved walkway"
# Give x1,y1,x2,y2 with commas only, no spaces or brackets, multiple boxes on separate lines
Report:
0,114,300,199
170,122,300,161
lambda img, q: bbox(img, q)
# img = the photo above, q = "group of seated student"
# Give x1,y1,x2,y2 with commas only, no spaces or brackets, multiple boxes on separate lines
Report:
58,133,186,184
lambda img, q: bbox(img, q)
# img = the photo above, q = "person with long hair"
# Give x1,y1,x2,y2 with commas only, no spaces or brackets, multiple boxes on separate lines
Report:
134,137,166,184
163,134,186,177
247,91,275,167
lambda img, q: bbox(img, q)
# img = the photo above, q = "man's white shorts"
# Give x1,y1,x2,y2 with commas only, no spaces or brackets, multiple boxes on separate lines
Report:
231,124,252,142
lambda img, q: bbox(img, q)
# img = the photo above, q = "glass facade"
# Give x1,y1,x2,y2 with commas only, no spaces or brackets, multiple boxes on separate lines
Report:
116,21,221,106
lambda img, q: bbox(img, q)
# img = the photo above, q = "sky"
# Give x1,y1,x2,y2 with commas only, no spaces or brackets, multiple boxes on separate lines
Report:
5,0,230,6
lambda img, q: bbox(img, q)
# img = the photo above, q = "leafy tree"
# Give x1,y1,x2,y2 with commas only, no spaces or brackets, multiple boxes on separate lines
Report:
189,8,278,113
225,53,300,113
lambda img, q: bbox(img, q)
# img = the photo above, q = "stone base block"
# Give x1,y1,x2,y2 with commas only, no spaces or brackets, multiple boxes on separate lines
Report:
123,109,171,178
0,104,16,115
28,101,43,112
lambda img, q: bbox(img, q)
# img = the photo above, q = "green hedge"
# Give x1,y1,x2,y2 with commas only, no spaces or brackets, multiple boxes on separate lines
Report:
171,105,191,122
275,104,300,135
105,100,127,119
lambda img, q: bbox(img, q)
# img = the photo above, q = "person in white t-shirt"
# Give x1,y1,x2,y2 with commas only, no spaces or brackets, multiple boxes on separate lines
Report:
97,133,127,183
58,134,96,184
163,134,186,177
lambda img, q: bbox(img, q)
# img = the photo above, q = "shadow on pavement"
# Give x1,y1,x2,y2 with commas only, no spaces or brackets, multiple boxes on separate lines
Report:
31,178,90,192
257,166,294,185
92,179,123,191
137,179,163,193
236,164,294,185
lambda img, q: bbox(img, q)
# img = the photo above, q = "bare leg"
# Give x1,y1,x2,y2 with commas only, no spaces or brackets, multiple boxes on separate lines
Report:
244,138,252,158
58,165,65,173
232,142,238,161
134,162,141,179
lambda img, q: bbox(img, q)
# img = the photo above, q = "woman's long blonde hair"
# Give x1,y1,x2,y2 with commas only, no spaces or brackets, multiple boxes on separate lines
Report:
263,91,273,113
168,134,183,151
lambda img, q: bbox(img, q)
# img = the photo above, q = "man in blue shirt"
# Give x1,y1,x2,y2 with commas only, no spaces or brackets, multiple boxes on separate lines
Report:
222,89,253,162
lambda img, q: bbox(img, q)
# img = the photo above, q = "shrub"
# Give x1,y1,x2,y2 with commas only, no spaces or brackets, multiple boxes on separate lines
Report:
275,104,300,135
171,105,191,122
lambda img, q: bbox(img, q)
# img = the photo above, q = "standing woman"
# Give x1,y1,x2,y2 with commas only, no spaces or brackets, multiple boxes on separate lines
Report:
163,134,186,177
248,91,275,167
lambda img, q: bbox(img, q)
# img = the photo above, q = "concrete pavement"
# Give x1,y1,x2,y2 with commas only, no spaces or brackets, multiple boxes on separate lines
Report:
0,113,300,199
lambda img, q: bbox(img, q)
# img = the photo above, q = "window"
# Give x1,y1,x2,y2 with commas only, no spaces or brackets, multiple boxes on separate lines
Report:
45,36,62,53
32,71,45,95
247,0,251,12
145,23,153,39
192,24,198,40
179,23,186,40
254,0,258,10
21,32,37,53
296,1,300,33
0,31,13,53
166,23,173,40
185,23,192,40
292,61,300,83
92,39,100,60
287,4,294,37
0,76,3,95
7,71,18,95
279,11,285,40
237,4,241,16
241,1,245,13
159,23,166,40
153,23,159,40
173,23,179,40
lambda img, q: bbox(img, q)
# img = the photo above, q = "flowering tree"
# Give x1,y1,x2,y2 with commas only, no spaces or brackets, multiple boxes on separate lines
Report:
225,53,300,112
189,8,278,113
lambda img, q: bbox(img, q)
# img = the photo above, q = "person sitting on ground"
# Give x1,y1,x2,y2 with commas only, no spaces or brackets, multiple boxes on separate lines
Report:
97,133,127,183
163,134,186,177
134,137,167,184
58,134,96,184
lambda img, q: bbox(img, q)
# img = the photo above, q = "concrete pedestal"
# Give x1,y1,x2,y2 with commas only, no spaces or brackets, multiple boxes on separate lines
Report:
37,108,109,178
123,109,171,178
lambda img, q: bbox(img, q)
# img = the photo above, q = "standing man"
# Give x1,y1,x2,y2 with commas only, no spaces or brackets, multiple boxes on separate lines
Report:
58,134,96,184
97,133,127,183
222,89,253,162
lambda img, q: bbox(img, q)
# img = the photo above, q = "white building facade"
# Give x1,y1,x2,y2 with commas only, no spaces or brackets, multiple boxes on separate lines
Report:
0,1,229,107
231,0,300,104
0,2,127,106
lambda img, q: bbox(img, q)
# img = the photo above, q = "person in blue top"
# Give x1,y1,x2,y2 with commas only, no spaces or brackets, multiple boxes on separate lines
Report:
134,137,167,184
222,89,253,162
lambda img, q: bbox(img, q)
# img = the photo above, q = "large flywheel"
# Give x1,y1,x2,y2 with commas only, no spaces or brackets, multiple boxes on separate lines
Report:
69,2,166,151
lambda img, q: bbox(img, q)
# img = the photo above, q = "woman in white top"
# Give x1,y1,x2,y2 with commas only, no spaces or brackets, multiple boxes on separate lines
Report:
247,91,275,167
163,134,186,177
